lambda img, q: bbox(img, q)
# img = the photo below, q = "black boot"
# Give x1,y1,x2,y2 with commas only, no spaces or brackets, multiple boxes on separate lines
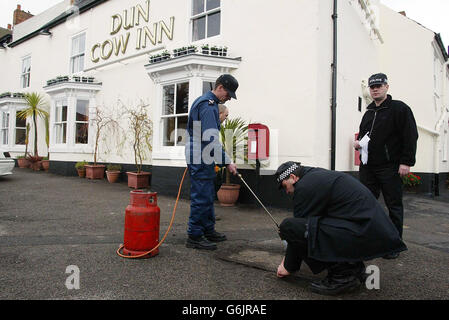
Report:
204,231,227,242
309,262,364,296
186,235,217,250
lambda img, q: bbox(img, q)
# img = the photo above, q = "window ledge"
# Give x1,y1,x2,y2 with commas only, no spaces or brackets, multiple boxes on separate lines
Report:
49,145,93,154
145,54,241,83
43,81,102,95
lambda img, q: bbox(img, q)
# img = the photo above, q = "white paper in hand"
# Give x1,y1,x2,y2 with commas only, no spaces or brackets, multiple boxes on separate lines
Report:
359,133,370,165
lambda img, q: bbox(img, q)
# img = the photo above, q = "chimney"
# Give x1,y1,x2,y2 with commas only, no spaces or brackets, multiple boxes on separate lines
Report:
13,4,34,26
399,11,407,16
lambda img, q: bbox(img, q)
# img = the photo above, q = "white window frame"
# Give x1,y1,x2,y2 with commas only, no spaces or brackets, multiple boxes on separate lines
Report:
21,55,31,89
14,111,26,146
1,111,9,145
191,0,221,42
54,99,68,145
0,101,27,153
160,81,190,147
74,99,89,145
145,55,240,161
45,82,101,155
70,32,86,74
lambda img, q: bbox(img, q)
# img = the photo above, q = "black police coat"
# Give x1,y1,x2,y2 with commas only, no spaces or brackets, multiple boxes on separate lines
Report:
293,167,407,262
357,94,418,166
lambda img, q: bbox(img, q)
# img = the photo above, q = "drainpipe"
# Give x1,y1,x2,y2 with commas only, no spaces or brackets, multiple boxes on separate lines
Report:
331,0,338,170
433,60,449,196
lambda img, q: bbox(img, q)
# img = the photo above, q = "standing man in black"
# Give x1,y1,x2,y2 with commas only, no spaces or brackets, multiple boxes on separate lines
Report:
354,73,418,259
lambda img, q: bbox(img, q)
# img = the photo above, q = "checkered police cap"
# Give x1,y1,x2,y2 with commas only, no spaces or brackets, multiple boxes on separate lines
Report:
275,162,301,184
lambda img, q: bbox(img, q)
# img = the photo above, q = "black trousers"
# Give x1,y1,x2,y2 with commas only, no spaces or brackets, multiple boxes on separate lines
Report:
279,218,332,274
279,218,365,277
359,163,404,237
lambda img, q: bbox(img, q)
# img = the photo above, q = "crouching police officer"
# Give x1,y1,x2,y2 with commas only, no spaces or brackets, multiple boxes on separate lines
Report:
185,74,239,250
275,162,407,295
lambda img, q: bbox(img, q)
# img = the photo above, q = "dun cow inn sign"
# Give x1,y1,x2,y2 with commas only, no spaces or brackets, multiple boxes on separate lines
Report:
91,0,175,63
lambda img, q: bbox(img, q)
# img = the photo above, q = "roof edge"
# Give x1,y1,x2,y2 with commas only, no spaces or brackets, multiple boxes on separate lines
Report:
8,0,108,48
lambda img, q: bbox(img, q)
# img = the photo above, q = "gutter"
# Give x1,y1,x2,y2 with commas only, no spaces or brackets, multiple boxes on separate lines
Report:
8,0,108,48
330,0,338,170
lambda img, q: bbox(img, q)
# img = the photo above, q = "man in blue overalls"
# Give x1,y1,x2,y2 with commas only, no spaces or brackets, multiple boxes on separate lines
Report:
185,74,239,250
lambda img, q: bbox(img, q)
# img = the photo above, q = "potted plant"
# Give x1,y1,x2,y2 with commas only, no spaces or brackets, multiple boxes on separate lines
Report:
187,45,197,54
87,77,94,83
402,172,422,193
73,76,81,82
17,92,49,171
17,155,30,168
106,164,122,183
84,106,118,180
201,44,209,55
124,102,153,189
161,50,170,60
210,46,220,56
75,160,88,178
41,156,50,171
216,117,249,206
221,46,228,57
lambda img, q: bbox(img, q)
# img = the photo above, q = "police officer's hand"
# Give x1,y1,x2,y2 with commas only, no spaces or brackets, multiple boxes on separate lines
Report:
277,258,290,278
398,164,410,177
227,163,238,175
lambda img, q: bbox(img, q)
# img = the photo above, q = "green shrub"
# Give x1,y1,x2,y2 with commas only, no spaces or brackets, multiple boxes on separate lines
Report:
75,160,88,169
107,164,122,171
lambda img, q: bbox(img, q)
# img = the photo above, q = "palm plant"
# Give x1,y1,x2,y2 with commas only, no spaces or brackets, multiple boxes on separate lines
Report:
17,92,49,158
219,117,248,184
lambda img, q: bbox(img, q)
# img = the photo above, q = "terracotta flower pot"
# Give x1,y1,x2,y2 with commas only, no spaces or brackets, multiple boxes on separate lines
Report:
106,170,120,183
77,168,86,178
217,184,241,207
126,171,151,189
85,164,106,179
17,158,30,168
41,160,49,171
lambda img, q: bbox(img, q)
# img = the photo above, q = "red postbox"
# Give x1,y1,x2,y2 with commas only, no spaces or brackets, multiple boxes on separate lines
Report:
248,123,270,160
354,133,361,166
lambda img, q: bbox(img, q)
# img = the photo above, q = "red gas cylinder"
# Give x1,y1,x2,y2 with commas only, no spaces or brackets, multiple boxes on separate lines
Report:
123,190,160,258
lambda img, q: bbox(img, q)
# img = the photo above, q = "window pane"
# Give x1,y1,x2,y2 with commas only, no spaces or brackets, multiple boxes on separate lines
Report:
79,34,85,53
163,85,175,115
56,123,67,144
62,106,67,122
79,55,84,72
207,12,220,38
192,0,204,15
206,0,220,11
1,129,7,144
15,128,25,145
163,117,175,146
76,100,89,121
192,16,206,41
202,81,214,94
176,116,188,146
76,123,88,144
176,82,189,115
16,115,26,128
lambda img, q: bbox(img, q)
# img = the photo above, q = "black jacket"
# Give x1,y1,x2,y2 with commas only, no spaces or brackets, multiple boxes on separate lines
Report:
293,167,407,262
358,95,418,166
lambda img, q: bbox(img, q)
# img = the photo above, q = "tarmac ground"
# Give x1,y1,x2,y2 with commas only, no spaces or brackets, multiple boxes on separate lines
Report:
0,168,448,302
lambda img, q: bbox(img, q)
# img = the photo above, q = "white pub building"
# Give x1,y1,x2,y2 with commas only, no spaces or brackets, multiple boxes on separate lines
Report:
0,0,448,206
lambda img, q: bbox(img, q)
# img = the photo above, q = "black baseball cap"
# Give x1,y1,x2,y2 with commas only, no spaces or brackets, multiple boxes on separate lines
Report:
216,74,239,99
275,161,301,189
368,73,388,87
